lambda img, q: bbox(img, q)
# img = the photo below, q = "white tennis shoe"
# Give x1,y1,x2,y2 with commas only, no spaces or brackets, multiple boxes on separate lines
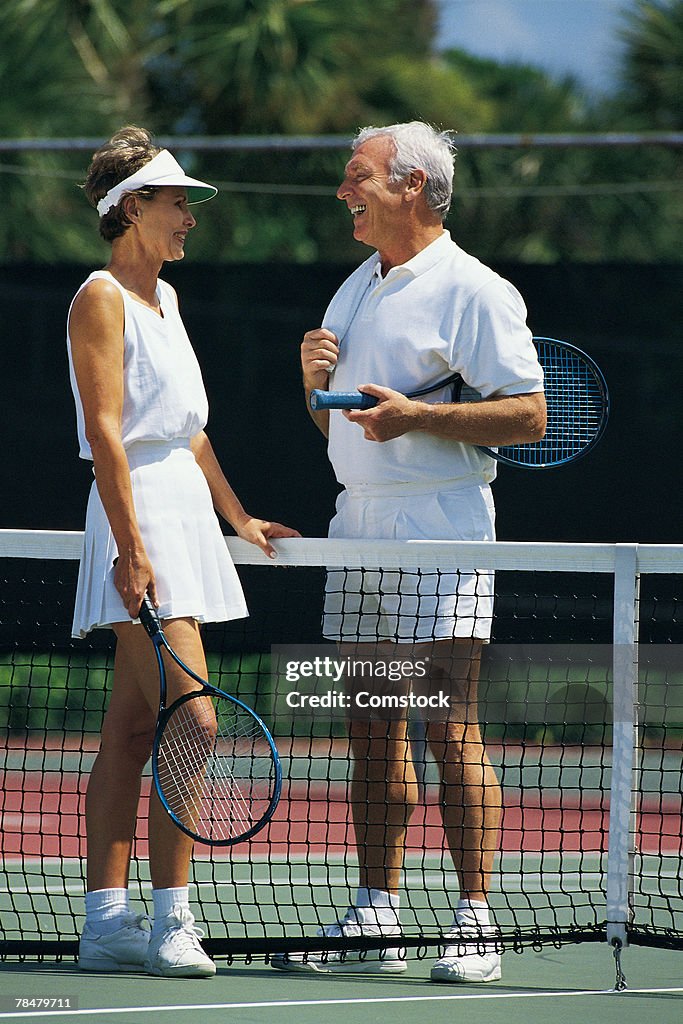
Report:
430,924,502,983
144,906,216,978
78,912,151,972
270,906,406,974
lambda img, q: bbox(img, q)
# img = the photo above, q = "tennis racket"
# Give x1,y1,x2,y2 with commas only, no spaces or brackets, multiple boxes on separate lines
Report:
138,596,282,846
310,337,609,469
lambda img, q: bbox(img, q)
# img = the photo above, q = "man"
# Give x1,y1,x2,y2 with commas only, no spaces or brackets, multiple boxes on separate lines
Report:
272,122,545,983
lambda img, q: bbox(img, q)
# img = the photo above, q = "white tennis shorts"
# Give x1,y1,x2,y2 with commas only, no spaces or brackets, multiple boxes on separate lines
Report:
323,481,496,643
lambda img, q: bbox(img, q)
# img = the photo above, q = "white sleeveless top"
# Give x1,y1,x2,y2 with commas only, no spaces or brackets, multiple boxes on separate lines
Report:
67,270,209,460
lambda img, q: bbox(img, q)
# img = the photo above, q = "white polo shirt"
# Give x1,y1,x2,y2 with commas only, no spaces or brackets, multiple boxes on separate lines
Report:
324,231,543,488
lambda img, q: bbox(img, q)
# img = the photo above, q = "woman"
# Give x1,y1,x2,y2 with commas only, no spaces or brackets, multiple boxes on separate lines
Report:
68,126,299,978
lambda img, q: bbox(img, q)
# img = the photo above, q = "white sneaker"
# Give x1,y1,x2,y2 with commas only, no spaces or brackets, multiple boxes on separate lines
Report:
270,906,406,974
144,906,216,978
78,912,151,973
430,925,502,983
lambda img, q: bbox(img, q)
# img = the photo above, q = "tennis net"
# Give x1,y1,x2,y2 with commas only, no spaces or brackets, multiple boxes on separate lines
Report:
1,530,681,969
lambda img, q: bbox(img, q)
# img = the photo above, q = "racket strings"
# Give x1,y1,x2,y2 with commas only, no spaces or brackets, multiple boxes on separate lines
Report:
159,700,251,836
156,697,221,833
457,344,606,466
156,694,277,843
159,712,261,841
501,344,606,466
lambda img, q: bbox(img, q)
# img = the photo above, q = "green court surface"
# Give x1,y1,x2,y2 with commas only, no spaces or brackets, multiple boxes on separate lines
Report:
2,853,681,1022
0,944,681,1024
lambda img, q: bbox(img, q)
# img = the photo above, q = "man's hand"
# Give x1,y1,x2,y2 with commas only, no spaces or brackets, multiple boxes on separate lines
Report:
301,328,340,390
344,386,547,445
342,384,419,442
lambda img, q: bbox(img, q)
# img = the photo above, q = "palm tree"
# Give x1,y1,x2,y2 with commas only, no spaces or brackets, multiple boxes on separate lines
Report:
619,0,683,128
153,0,439,133
0,0,485,261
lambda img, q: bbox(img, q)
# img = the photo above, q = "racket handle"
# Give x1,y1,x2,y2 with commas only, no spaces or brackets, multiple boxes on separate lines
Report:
138,595,162,638
310,389,378,411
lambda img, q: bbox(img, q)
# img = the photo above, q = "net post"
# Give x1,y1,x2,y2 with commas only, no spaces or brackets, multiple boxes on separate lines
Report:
606,543,640,980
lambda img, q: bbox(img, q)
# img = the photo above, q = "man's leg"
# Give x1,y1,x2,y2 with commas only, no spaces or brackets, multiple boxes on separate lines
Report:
424,639,501,901
349,715,419,895
424,638,502,983
270,644,416,974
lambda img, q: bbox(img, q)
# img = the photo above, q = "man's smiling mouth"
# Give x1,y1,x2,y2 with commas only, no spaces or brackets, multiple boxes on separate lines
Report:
350,205,367,217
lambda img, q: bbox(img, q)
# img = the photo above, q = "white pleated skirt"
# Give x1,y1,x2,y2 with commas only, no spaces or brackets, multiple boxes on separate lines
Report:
71,439,248,638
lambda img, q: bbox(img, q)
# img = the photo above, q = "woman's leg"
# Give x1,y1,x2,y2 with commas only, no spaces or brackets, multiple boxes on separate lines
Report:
85,617,209,892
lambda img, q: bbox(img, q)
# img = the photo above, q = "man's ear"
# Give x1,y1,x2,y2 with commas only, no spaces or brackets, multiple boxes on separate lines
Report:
406,169,427,197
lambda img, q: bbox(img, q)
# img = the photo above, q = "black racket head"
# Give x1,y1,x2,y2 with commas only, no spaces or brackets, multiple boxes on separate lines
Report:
480,337,610,469
153,688,282,847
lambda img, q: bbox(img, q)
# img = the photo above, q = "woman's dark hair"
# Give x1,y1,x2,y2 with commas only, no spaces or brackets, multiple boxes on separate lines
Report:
83,126,161,242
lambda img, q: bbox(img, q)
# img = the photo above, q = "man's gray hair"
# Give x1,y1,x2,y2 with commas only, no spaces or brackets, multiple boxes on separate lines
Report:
353,121,456,220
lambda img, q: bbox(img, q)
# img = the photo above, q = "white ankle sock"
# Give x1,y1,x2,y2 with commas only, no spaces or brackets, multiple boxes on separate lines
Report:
455,898,490,929
355,887,400,925
85,888,129,934
152,887,190,935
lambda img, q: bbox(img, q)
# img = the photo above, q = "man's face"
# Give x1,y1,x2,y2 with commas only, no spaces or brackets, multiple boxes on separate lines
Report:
336,136,407,253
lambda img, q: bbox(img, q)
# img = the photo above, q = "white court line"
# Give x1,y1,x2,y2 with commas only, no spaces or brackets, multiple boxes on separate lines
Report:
6,869,681,897
0,988,682,1020
0,874,610,897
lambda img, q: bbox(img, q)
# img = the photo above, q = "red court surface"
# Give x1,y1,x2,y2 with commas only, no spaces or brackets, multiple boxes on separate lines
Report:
2,773,680,858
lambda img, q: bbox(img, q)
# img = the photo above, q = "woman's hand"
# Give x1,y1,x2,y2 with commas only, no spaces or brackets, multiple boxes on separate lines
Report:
113,550,158,617
235,517,301,559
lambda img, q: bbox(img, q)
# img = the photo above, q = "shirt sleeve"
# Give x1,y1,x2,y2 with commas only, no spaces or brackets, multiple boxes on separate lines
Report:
450,277,544,398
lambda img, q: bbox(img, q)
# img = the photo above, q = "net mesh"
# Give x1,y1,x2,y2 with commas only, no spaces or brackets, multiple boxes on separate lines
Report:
0,531,681,960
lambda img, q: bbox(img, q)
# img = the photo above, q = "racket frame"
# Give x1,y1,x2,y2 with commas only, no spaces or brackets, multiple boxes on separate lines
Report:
139,597,282,847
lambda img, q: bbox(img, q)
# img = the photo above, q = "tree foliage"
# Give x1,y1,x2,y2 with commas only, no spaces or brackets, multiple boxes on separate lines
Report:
0,0,680,263
619,0,683,128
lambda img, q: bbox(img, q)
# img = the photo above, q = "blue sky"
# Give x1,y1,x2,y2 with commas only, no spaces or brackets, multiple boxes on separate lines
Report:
435,0,632,95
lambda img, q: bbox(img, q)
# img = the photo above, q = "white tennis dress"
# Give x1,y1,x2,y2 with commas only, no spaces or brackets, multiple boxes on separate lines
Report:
67,270,248,638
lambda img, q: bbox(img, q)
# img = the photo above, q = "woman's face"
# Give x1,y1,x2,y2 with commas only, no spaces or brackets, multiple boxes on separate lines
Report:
134,187,197,262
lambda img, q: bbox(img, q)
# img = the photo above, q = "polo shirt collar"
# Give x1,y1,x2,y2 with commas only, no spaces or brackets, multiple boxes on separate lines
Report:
375,230,452,281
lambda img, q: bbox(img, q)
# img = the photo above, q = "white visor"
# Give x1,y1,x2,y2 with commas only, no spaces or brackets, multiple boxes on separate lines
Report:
96,149,217,217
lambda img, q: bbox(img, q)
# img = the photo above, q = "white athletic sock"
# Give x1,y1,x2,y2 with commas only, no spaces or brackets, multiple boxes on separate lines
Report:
152,887,190,935
455,898,490,929
355,887,400,925
84,888,130,934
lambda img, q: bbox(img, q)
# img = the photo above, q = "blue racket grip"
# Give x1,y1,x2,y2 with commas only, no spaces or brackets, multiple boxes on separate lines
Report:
310,389,378,411
139,595,162,638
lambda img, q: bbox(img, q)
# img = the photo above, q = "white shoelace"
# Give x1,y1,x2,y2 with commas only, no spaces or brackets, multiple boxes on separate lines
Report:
159,907,205,951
